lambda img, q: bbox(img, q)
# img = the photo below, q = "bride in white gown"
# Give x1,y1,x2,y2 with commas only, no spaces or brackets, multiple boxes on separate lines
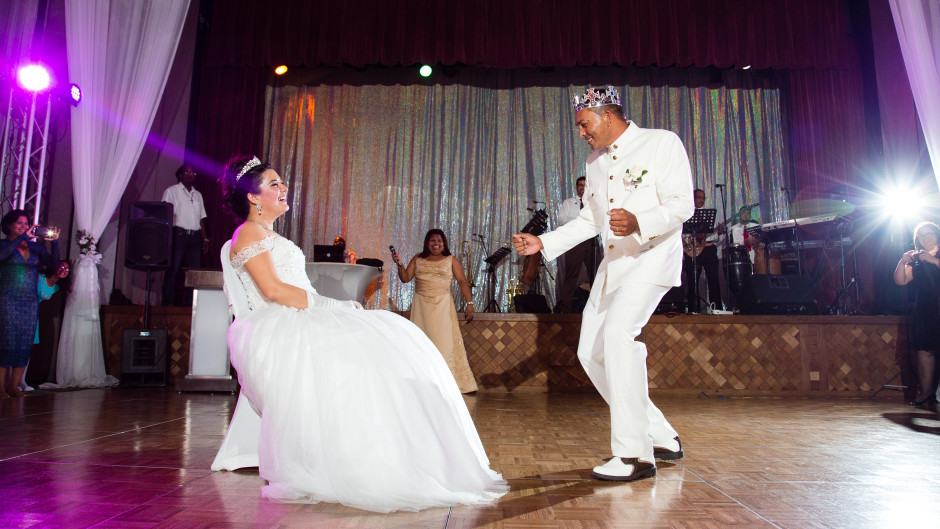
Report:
218,156,508,512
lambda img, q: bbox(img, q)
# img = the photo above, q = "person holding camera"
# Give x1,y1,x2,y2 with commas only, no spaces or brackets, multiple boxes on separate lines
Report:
894,221,940,407
0,209,60,397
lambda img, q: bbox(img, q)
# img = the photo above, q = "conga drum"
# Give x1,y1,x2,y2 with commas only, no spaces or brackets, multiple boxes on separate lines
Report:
753,247,767,275
724,245,752,296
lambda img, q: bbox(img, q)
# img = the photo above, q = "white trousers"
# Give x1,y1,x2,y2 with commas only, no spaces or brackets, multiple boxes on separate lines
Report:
578,282,678,460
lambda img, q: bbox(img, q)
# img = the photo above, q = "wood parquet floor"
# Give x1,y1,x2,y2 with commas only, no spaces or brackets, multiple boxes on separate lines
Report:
1,388,938,529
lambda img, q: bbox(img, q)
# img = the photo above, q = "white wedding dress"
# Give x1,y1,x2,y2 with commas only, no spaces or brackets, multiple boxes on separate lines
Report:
227,235,507,512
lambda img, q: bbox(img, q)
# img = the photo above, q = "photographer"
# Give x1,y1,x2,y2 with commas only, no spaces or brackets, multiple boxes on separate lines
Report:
0,209,60,397
894,221,940,407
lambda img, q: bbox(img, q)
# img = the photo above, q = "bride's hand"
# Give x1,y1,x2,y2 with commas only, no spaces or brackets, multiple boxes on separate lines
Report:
348,300,363,310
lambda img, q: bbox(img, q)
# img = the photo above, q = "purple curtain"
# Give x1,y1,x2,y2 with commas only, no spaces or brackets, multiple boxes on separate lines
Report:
205,0,853,70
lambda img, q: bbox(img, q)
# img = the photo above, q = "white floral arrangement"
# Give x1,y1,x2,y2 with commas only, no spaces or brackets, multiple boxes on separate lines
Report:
76,229,102,262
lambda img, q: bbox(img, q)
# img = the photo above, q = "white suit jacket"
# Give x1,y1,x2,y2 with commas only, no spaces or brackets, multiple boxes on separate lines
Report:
540,122,694,301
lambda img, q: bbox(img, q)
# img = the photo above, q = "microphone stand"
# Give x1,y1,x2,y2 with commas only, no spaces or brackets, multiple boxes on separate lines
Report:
781,187,804,275
716,184,729,310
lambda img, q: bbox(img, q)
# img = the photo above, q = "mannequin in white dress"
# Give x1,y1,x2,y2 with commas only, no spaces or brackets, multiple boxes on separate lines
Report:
218,155,508,512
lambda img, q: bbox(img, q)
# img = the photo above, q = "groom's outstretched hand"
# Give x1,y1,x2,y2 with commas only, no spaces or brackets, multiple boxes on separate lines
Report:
512,233,543,256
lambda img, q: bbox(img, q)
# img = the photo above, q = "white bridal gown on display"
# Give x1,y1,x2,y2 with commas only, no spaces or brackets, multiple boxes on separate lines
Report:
226,235,507,512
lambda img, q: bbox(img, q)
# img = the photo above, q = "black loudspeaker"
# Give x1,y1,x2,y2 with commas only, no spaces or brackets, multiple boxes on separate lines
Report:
120,328,167,387
739,275,818,315
513,293,551,314
125,202,172,270
655,285,686,314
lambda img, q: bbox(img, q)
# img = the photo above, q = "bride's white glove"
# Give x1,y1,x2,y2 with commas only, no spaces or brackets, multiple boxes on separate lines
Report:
305,290,342,309
305,290,363,310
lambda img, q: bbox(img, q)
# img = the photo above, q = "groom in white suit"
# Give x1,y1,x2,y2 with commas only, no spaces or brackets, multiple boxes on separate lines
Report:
513,86,694,481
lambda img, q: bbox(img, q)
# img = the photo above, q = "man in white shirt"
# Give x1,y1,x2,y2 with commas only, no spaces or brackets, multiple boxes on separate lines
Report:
727,206,760,264
161,164,208,306
555,176,597,312
513,85,693,482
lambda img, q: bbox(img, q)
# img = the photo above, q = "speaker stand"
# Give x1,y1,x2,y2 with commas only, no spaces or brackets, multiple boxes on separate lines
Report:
143,269,155,328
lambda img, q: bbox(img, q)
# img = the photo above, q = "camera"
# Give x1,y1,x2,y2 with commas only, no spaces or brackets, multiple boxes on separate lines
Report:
32,225,56,239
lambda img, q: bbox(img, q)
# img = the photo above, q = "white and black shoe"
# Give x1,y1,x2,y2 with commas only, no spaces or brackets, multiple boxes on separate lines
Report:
591,457,656,481
653,436,684,460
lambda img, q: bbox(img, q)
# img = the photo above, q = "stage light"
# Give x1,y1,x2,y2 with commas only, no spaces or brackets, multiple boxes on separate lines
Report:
419,65,432,77
880,186,924,221
68,83,82,105
274,65,288,75
17,64,51,92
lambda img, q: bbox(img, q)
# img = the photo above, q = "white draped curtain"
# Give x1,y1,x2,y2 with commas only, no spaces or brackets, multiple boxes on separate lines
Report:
52,0,189,387
889,0,940,191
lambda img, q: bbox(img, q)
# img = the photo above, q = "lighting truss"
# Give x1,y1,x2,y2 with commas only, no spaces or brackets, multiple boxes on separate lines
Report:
0,85,52,224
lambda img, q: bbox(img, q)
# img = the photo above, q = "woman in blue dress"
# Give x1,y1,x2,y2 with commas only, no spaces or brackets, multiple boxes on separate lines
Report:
0,209,60,397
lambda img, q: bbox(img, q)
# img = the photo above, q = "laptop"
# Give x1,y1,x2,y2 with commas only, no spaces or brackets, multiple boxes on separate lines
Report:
312,245,344,263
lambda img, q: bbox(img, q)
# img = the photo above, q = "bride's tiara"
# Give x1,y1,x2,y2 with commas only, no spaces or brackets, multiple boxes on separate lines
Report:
236,157,261,180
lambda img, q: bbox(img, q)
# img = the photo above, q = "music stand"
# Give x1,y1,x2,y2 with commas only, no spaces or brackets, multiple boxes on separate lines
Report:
483,246,510,312
682,208,716,313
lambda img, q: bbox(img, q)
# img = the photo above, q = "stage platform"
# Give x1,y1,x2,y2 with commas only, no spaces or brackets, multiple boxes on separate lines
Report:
101,306,909,397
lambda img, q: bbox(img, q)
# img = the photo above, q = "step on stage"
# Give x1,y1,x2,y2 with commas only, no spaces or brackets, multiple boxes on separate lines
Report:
102,307,908,397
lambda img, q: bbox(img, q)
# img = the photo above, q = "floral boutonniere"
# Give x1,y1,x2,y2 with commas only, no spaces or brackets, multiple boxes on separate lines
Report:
624,165,648,188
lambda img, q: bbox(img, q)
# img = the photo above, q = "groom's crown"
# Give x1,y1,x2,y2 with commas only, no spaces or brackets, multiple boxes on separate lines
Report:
573,85,621,112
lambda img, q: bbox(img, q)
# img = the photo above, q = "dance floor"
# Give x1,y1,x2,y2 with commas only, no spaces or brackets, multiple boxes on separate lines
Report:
1,387,938,528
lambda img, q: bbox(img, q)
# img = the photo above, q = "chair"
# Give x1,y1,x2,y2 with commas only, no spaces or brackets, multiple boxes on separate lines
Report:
211,240,263,471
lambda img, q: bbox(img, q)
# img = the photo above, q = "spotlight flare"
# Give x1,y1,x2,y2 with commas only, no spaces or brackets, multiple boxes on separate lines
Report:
17,64,51,92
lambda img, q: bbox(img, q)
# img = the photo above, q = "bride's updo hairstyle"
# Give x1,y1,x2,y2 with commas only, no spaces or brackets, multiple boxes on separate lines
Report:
220,155,272,220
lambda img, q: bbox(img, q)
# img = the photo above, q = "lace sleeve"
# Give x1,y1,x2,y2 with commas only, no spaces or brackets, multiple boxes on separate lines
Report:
232,236,278,268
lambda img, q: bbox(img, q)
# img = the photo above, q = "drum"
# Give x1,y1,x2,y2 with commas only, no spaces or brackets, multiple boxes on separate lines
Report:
753,249,767,275
724,246,752,296
726,245,751,265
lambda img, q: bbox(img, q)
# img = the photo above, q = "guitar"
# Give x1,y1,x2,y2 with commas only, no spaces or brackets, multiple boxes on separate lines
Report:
683,233,713,258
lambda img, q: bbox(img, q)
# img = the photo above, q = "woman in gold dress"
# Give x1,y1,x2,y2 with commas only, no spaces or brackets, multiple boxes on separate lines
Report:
393,229,478,393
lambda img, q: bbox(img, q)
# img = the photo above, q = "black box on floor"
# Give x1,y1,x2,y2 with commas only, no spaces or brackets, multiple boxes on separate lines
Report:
513,293,551,313
739,275,817,315
120,328,167,387
655,285,686,314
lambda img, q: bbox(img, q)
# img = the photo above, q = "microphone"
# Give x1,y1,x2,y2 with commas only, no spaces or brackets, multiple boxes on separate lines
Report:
532,200,545,204
715,183,725,188
472,233,484,238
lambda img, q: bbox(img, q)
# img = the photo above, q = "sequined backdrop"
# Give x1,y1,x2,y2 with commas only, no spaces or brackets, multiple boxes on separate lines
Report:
261,67,788,310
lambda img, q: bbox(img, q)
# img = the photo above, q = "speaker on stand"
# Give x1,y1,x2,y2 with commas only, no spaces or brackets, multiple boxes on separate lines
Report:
121,202,172,387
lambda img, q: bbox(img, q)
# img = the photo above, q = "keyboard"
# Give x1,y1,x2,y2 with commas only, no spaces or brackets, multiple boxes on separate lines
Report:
759,213,839,231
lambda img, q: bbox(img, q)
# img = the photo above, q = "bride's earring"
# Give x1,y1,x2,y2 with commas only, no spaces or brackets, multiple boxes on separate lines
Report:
256,202,262,214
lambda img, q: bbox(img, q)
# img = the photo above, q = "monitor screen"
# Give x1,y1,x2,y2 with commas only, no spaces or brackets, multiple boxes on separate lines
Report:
313,245,344,263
